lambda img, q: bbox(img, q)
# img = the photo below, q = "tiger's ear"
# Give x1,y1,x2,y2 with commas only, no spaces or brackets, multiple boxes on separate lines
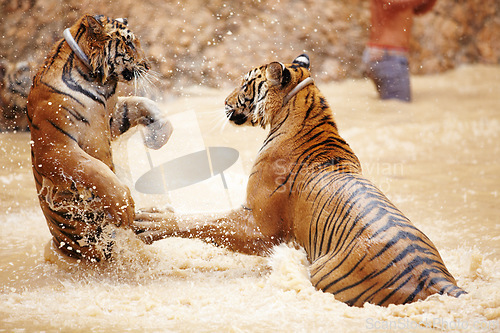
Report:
292,54,310,69
84,15,106,40
266,62,291,87
266,62,282,86
116,18,128,25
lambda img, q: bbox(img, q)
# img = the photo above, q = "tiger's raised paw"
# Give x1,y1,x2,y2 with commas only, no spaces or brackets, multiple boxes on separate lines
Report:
143,118,173,150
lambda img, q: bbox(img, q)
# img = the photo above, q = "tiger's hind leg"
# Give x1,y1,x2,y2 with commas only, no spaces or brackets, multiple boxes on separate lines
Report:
309,251,379,307
309,248,467,307
309,249,420,307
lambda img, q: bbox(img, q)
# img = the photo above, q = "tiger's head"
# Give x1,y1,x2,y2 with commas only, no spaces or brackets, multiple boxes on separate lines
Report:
73,15,149,83
224,54,312,128
0,60,32,110
0,59,32,131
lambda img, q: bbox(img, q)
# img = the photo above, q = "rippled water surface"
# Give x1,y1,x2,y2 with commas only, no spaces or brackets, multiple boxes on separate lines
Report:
0,65,499,332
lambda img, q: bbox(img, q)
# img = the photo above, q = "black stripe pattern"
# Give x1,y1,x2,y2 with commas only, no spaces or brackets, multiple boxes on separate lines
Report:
27,15,150,262
224,56,465,306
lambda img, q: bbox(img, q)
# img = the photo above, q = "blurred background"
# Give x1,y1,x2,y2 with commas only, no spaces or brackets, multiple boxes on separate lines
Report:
1,0,499,91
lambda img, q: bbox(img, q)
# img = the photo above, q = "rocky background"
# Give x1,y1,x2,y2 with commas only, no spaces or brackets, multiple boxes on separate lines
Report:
1,0,499,91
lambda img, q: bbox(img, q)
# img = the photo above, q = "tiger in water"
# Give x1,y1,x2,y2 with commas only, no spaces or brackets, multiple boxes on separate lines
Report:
133,54,465,306
0,59,32,131
28,15,172,262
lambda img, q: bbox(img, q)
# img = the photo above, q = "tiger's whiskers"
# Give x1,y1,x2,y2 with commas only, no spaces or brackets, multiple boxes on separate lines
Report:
219,112,231,132
134,68,160,97
202,107,232,134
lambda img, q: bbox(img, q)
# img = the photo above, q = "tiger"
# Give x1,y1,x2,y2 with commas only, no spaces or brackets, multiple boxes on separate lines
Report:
133,54,466,306
27,14,173,262
0,59,32,131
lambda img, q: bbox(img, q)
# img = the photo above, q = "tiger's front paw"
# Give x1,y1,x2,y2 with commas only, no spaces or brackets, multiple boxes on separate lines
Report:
131,222,163,244
137,204,175,214
132,209,178,244
143,118,173,150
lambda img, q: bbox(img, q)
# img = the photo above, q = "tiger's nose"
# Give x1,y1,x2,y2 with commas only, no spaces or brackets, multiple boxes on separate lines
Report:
141,60,150,71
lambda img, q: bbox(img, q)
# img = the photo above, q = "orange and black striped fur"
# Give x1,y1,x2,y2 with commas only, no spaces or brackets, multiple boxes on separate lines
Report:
28,15,172,262
0,59,32,131
133,54,465,306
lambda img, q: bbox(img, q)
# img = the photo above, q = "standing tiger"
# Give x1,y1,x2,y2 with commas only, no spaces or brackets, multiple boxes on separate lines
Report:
133,54,466,306
28,15,172,262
